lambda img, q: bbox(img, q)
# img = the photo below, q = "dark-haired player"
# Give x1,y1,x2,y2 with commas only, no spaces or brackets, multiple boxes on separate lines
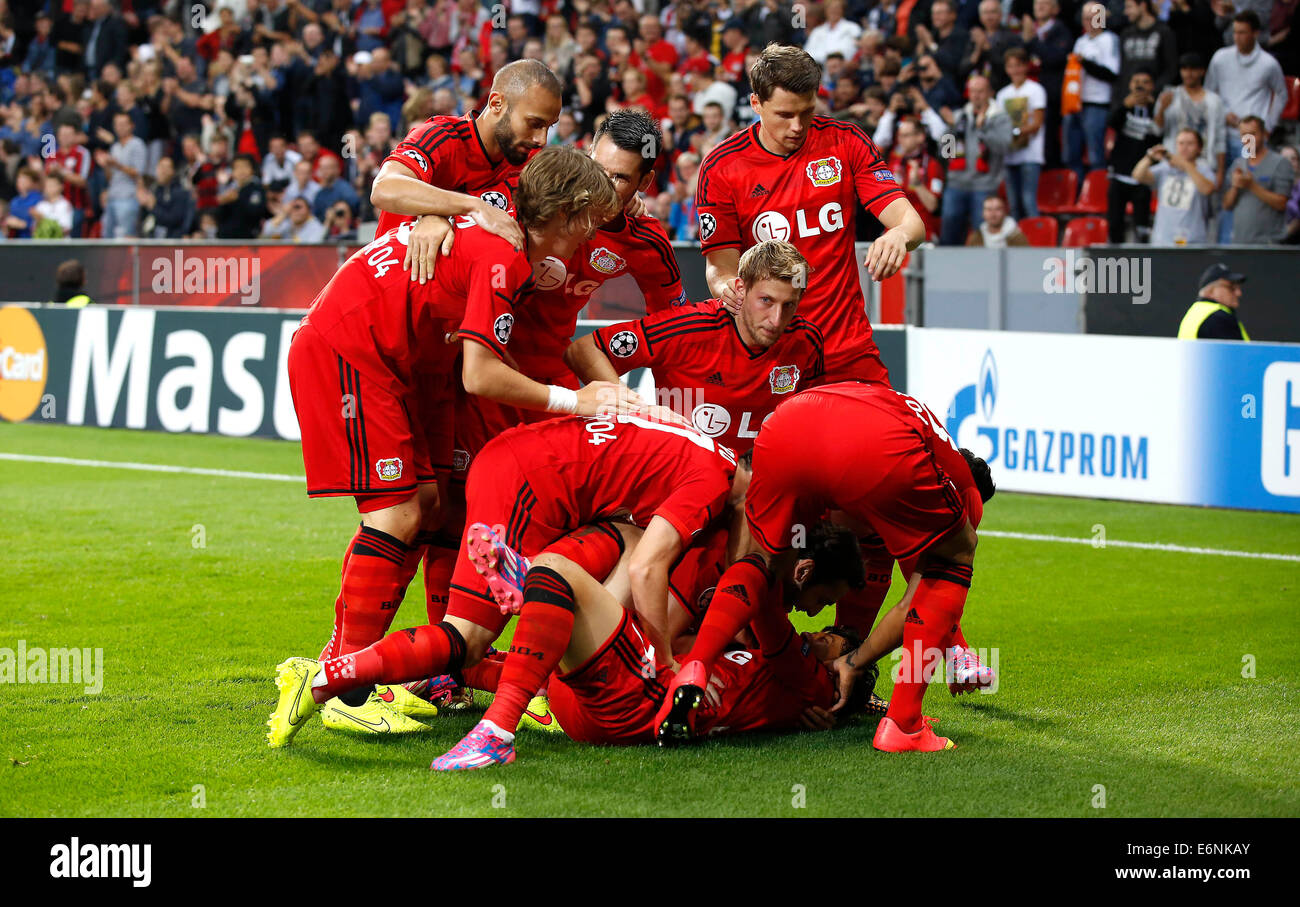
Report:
696,44,928,642
266,412,740,749
565,240,823,455
427,520,869,768
370,59,562,251
284,148,635,734
660,382,988,753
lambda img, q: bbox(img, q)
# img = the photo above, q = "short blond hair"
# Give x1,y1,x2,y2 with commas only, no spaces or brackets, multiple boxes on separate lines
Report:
738,240,811,297
516,146,620,230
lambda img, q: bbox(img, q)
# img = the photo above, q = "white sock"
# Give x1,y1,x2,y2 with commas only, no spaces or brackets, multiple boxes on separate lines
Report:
481,719,515,744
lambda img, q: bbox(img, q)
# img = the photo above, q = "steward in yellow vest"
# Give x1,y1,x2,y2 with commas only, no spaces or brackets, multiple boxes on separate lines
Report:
1178,263,1248,341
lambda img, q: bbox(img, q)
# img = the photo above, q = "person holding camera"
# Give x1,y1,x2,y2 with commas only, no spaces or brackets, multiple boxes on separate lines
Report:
1132,128,1216,245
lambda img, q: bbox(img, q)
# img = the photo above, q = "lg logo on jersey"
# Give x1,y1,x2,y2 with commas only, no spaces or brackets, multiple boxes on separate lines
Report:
751,203,844,243
691,404,771,440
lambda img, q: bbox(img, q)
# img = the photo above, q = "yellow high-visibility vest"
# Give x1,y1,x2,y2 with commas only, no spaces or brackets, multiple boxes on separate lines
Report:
1177,300,1249,340
63,294,93,309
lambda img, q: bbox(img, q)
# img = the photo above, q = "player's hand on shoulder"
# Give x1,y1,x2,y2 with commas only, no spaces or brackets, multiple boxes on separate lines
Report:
718,281,742,315
638,403,691,427
404,215,454,285
625,193,647,218
576,380,642,417
470,199,524,251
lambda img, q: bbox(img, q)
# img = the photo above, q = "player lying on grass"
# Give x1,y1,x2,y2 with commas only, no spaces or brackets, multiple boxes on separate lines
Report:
658,381,985,753
425,520,871,769
286,147,637,734
565,239,825,457
267,412,740,748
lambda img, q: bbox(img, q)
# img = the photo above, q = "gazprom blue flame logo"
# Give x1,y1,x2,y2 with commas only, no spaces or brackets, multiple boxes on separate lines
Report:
946,349,997,445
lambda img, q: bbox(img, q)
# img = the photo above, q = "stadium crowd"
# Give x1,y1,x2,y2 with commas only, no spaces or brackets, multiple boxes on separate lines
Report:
0,0,1297,245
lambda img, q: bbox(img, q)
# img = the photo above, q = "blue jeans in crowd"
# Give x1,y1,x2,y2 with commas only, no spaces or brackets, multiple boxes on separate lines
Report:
1004,163,1041,219
1065,104,1110,184
1217,125,1242,243
939,186,989,245
102,196,139,239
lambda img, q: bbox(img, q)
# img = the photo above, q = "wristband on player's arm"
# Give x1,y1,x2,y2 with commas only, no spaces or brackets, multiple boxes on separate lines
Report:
545,385,578,414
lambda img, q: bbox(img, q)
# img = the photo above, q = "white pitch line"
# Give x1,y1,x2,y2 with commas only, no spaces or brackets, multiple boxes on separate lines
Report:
0,452,302,483
980,529,1300,563
3,451,1297,562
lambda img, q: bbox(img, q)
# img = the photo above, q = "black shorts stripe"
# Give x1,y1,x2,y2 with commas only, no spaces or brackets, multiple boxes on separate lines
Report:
503,481,536,551
449,581,497,606
611,634,667,703
558,609,630,682
337,355,361,491
353,364,369,490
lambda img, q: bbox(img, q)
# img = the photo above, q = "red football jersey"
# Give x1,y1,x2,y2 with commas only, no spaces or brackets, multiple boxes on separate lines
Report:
887,150,945,242
375,112,529,236
668,520,730,623
590,300,824,455
301,222,533,395
512,211,687,381
695,118,906,380
494,413,737,547
696,632,834,736
47,145,90,211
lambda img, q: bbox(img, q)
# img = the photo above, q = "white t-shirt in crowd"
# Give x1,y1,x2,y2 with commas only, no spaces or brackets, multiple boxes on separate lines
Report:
996,79,1048,165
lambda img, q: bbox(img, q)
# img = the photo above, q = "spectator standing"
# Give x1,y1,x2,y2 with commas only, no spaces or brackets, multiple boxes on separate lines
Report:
805,0,864,64
282,158,320,207
1023,0,1073,168
914,0,971,82
996,47,1047,219
262,134,301,186
1206,10,1289,242
83,0,128,79
1133,128,1216,244
938,74,1014,244
1156,53,1226,192
887,116,946,240
1065,2,1121,183
139,157,196,238
217,153,269,239
964,0,1025,90
1224,115,1296,244
1106,68,1162,241
310,154,359,220
1116,0,1179,99
97,110,147,238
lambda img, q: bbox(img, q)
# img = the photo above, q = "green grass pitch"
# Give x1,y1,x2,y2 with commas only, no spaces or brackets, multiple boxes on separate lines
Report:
2,422,1297,818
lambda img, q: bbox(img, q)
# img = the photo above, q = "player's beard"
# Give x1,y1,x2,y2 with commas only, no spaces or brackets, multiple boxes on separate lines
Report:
494,110,533,166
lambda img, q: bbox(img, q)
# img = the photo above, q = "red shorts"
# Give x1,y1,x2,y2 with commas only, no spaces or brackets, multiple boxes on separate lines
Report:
445,436,572,631
288,322,439,511
410,367,456,489
547,609,673,745
747,383,968,561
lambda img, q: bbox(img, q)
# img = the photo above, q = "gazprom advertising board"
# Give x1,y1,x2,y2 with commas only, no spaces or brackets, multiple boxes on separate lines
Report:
906,328,1300,513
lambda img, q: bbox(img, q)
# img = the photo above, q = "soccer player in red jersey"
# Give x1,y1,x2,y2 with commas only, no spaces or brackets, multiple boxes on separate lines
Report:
661,382,986,753
566,240,823,456
284,148,635,732
425,520,866,767
266,412,741,749
695,44,925,385
369,59,562,267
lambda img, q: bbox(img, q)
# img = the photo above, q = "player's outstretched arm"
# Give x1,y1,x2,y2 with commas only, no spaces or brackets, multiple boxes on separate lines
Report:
463,339,641,416
863,197,926,281
563,333,620,383
627,515,685,672
370,160,523,249
704,247,742,313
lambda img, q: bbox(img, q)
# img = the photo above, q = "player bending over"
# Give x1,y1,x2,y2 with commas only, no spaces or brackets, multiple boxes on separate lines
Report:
266,413,739,748
426,519,869,769
659,382,984,753
285,147,634,734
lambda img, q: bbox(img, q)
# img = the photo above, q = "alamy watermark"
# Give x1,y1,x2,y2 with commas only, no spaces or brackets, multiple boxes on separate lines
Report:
1042,249,1151,305
0,641,103,694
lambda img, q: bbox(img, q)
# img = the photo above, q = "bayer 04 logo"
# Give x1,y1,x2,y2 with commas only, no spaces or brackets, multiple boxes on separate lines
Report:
608,330,639,358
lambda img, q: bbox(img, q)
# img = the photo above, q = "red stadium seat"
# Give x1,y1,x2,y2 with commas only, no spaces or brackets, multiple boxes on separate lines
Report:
1037,168,1078,214
1282,76,1300,121
1062,215,1110,247
1017,216,1059,246
1070,170,1109,214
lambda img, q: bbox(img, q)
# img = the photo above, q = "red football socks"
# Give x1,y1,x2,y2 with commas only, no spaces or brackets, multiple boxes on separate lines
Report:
686,554,772,672
886,563,971,733
542,523,624,581
421,534,458,624
315,621,468,704
483,567,576,735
